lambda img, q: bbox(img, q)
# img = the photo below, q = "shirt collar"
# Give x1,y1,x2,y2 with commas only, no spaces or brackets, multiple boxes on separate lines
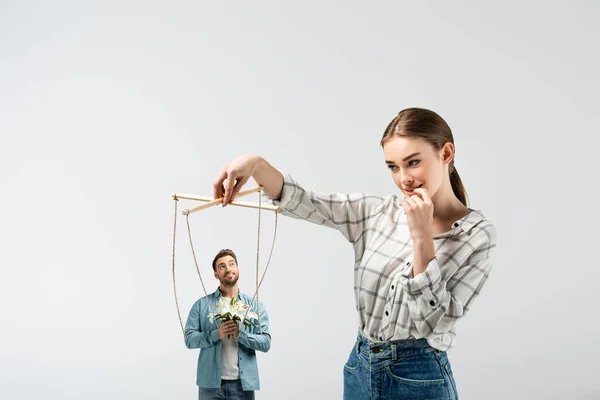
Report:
453,209,487,235
215,286,241,299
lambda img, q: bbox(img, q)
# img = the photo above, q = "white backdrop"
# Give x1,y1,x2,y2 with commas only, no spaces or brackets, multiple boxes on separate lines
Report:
1,1,599,399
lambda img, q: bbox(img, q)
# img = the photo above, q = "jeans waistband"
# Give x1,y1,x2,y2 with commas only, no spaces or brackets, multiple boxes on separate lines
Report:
355,332,435,360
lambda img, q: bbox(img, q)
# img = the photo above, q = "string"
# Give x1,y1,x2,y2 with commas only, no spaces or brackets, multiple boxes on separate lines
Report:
172,190,278,340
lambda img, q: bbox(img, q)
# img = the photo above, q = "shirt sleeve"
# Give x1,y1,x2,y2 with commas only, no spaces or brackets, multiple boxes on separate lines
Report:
237,300,271,353
399,224,498,337
184,299,220,349
262,171,387,244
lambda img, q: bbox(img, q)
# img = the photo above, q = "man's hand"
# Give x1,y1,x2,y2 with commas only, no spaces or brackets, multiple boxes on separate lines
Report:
218,320,239,339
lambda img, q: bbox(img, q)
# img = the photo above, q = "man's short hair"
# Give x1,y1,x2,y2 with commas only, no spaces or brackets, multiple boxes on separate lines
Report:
212,249,238,271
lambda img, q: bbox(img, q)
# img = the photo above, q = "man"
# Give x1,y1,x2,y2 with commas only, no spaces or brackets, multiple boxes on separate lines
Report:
184,249,271,399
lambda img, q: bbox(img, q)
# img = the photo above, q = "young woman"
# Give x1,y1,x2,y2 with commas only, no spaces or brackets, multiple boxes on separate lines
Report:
213,108,497,399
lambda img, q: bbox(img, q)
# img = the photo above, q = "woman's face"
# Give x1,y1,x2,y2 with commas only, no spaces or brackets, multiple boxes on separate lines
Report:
383,136,452,199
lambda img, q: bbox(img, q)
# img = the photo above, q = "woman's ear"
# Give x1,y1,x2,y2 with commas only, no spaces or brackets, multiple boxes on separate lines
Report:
441,142,455,165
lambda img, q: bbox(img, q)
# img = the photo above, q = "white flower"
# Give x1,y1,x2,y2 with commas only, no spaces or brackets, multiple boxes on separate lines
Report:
207,297,259,328
234,301,258,321
216,298,233,315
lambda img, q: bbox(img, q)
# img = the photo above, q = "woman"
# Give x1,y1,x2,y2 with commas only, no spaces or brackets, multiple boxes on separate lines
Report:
213,108,497,399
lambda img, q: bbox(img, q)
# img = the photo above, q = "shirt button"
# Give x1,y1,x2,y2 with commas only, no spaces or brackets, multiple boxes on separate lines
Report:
391,285,394,290
453,223,459,227
429,300,436,306
385,311,389,316
379,336,383,340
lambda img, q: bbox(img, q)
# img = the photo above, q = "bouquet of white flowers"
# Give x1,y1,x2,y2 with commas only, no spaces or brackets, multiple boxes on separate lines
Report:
208,297,259,338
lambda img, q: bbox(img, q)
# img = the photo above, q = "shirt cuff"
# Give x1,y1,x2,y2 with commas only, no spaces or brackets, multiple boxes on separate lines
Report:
400,257,445,307
260,171,297,210
210,329,220,343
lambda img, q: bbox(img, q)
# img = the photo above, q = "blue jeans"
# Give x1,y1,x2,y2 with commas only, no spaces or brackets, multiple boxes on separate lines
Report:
344,333,458,400
198,379,255,400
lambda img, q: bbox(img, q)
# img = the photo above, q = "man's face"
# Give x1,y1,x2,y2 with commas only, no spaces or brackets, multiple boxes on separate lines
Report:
214,255,239,287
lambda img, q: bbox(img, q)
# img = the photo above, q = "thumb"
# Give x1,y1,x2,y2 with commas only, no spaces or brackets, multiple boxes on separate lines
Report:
224,172,237,206
232,176,249,198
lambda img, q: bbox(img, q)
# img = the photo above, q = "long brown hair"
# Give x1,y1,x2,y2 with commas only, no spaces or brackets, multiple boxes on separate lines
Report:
381,108,468,206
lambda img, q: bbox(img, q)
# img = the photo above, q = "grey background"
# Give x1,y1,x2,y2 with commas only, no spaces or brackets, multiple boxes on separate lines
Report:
1,1,598,399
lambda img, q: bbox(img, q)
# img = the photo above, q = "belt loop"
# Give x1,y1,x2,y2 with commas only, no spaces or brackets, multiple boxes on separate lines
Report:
391,344,397,361
356,335,361,353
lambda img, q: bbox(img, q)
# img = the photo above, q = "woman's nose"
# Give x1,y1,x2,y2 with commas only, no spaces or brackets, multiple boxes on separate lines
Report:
401,171,413,185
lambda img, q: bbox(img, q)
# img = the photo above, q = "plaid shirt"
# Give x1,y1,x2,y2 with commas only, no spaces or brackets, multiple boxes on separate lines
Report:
264,172,497,351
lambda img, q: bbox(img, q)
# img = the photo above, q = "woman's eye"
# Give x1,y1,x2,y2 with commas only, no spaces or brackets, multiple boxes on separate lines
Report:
388,165,399,172
408,160,420,167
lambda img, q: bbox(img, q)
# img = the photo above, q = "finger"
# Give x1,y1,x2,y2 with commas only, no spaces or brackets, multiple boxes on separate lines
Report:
400,200,411,211
213,168,228,199
411,194,424,206
231,175,250,200
404,196,417,209
223,170,237,206
413,188,432,204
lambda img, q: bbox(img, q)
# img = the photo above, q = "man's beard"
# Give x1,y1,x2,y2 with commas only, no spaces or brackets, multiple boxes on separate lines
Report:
220,275,238,288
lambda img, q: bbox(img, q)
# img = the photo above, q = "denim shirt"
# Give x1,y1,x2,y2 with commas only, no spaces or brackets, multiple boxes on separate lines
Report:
184,288,271,390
